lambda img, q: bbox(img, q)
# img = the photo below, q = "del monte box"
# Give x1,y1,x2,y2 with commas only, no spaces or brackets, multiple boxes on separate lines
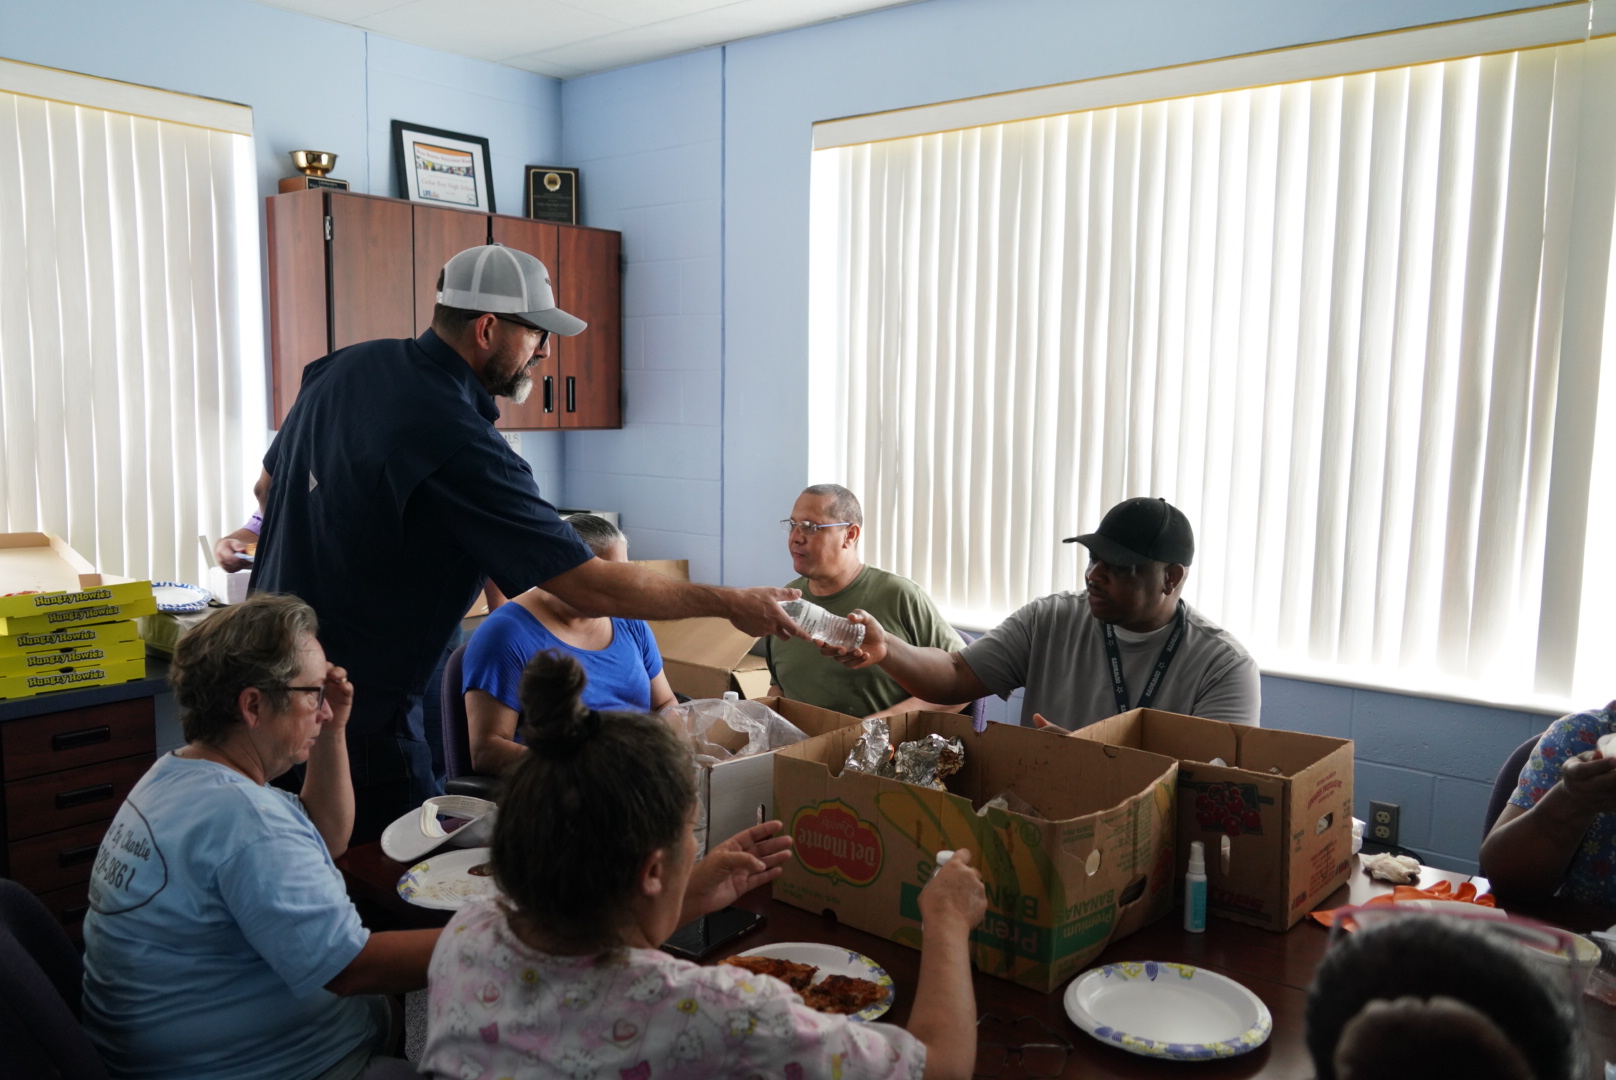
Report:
772,712,1179,993
1071,709,1353,931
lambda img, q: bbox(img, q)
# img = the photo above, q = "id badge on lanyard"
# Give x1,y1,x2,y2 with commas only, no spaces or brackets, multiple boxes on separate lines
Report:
1102,600,1186,715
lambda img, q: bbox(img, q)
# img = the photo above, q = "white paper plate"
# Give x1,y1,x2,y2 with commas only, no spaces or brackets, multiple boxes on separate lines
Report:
1064,961,1272,1060
381,795,498,864
152,581,211,613
735,942,894,1021
396,847,500,911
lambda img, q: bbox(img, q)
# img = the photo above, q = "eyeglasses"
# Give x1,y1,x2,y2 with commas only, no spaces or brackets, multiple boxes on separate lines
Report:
492,315,551,348
271,684,326,708
780,518,853,536
1085,557,1143,578
974,1014,1072,1078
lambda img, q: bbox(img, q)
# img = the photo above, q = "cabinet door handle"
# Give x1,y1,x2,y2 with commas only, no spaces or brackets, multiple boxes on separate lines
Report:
52,725,111,752
56,783,114,809
566,376,576,413
543,375,554,413
58,843,101,867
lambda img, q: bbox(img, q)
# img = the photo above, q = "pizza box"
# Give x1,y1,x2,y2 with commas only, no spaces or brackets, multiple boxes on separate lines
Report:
0,619,141,659
0,533,155,634
0,634,145,677
0,656,146,700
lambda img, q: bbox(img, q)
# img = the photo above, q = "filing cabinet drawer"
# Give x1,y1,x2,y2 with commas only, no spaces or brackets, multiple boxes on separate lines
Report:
2,698,155,781
35,880,90,946
6,819,110,893
5,755,148,841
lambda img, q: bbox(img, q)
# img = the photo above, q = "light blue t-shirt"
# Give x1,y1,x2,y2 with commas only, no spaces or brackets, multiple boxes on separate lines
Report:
462,602,664,717
82,753,378,1080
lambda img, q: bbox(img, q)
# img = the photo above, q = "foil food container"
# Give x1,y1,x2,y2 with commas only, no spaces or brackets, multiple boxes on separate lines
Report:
893,733,965,790
842,717,893,776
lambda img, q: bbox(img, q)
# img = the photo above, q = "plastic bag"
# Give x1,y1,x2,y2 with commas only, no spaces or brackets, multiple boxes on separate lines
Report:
662,697,809,762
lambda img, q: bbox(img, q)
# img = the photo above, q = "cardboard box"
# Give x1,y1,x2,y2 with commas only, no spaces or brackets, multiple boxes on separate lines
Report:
651,618,772,699
0,634,145,677
1072,709,1354,931
772,712,1179,992
0,619,140,659
0,533,156,635
0,656,145,699
697,696,864,849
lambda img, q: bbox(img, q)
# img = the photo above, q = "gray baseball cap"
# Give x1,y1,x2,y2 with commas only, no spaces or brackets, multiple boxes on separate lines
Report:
438,243,586,336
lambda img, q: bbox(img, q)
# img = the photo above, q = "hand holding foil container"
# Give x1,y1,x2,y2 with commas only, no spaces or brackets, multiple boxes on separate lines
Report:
841,718,964,790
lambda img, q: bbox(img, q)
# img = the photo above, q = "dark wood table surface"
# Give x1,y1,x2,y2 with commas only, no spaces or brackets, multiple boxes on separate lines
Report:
340,844,1510,1079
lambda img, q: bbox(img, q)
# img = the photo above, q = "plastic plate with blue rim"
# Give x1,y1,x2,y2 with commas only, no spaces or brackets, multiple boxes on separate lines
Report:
397,847,500,911
152,581,211,613
1064,961,1272,1060
735,942,895,1021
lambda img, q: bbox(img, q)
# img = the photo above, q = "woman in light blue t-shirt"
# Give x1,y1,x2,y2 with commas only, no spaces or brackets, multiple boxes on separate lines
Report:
462,515,676,776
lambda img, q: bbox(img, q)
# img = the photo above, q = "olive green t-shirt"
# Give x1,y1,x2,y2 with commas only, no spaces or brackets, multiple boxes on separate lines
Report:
766,565,964,719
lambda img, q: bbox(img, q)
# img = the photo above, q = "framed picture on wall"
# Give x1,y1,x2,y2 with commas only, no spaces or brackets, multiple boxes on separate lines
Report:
392,120,495,212
524,165,579,224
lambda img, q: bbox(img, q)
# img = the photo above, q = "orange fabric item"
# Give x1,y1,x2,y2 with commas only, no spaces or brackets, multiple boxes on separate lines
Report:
1309,879,1496,928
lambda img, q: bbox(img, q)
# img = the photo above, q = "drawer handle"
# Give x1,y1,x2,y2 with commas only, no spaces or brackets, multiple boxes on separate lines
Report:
56,783,114,809
566,376,576,413
543,375,554,413
58,843,101,867
59,904,89,924
52,725,112,751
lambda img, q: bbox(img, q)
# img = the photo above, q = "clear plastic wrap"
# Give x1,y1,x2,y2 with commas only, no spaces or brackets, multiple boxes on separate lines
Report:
662,697,809,857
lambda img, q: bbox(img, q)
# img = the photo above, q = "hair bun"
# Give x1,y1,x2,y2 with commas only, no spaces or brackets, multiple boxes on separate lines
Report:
518,651,599,755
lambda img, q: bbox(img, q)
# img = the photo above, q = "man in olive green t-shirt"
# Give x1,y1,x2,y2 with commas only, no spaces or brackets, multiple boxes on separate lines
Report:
766,485,966,719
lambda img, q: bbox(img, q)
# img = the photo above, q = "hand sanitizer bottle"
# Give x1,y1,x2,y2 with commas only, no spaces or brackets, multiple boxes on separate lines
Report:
1184,840,1208,933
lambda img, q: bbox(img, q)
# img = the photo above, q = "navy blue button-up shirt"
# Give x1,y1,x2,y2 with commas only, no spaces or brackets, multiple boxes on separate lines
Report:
252,330,592,706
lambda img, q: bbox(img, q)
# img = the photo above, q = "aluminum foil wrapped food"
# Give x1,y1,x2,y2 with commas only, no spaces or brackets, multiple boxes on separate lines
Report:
842,718,894,776
893,733,965,790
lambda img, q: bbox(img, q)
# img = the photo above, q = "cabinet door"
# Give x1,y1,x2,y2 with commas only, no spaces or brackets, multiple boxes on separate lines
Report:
413,205,488,335
328,193,414,351
489,216,561,430
265,189,328,428
557,226,621,430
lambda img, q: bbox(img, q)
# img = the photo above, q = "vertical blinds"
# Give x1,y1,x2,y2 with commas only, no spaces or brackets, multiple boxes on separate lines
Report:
0,89,262,585
810,38,1616,703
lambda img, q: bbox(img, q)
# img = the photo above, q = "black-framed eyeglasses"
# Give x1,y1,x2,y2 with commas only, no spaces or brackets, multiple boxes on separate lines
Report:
272,684,326,708
974,1014,1073,1078
492,314,550,349
780,518,853,536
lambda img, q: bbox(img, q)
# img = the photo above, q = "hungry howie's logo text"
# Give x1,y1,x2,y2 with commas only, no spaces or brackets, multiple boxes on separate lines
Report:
791,800,883,886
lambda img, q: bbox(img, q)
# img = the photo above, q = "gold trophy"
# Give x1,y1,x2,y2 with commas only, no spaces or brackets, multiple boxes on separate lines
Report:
279,151,350,193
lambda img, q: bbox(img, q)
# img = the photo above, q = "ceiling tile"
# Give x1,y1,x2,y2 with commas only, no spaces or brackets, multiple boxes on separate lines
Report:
356,0,633,61
253,0,416,21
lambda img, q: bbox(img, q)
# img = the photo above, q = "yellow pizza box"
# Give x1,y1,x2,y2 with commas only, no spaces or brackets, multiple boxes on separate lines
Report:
0,533,155,632
0,655,146,700
0,635,146,678
0,619,141,658
0,597,157,637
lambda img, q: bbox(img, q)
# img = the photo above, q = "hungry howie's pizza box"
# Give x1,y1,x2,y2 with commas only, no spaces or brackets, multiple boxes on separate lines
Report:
1071,709,1354,931
0,533,156,635
0,656,146,698
0,618,141,659
771,711,1179,993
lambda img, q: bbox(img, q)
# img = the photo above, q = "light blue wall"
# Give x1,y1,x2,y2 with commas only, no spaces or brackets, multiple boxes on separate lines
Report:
0,0,566,491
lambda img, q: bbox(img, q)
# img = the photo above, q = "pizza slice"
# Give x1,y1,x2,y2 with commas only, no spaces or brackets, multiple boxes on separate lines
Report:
720,954,819,991
800,974,890,1014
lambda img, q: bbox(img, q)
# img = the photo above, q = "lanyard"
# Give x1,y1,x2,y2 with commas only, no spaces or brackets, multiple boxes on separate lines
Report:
1102,600,1186,715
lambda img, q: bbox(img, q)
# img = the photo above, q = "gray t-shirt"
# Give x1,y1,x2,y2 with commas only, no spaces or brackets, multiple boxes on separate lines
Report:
959,591,1261,729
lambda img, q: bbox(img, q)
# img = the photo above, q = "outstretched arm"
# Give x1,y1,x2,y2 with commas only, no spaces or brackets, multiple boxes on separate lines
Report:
542,558,803,640
820,610,989,706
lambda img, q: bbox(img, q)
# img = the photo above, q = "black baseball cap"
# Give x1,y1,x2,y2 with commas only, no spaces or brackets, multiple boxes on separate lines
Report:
1063,497,1194,567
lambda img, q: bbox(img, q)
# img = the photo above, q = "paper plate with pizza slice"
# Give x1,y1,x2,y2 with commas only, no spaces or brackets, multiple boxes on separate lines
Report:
724,942,894,1021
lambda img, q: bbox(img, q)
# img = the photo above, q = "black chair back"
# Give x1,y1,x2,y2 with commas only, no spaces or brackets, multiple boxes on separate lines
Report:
1483,734,1544,837
440,643,499,799
0,878,109,1079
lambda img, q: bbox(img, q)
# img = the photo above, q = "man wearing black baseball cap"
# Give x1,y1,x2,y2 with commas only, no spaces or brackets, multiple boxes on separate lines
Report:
824,496,1260,729
252,244,802,842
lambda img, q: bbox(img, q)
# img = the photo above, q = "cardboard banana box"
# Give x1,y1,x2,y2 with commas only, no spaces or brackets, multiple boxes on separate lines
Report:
771,712,1179,993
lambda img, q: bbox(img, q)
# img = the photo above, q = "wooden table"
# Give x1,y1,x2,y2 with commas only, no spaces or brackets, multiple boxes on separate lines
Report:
340,844,1482,1079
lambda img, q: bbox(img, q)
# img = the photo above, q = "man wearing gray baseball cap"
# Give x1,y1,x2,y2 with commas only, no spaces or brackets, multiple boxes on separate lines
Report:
252,244,802,842
822,496,1260,730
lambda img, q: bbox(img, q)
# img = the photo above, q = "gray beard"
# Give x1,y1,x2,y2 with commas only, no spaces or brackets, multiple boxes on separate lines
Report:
484,369,533,404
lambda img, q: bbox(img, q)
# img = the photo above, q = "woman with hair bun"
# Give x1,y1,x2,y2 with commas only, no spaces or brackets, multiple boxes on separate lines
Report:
420,651,988,1080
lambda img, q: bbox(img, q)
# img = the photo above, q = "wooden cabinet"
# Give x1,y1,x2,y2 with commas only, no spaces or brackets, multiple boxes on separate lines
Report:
0,698,156,943
266,190,622,431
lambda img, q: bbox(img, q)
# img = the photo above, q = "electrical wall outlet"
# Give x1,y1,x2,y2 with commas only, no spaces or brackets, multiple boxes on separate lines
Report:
1369,800,1400,846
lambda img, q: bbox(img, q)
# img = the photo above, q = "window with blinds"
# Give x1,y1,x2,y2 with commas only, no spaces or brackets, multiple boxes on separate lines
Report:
809,37,1616,706
0,65,263,586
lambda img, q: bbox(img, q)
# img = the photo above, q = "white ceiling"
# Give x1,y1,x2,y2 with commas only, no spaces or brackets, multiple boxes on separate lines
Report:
254,0,917,79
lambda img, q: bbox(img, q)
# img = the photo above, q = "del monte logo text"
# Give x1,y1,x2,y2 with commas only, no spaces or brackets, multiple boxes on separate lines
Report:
792,800,883,886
